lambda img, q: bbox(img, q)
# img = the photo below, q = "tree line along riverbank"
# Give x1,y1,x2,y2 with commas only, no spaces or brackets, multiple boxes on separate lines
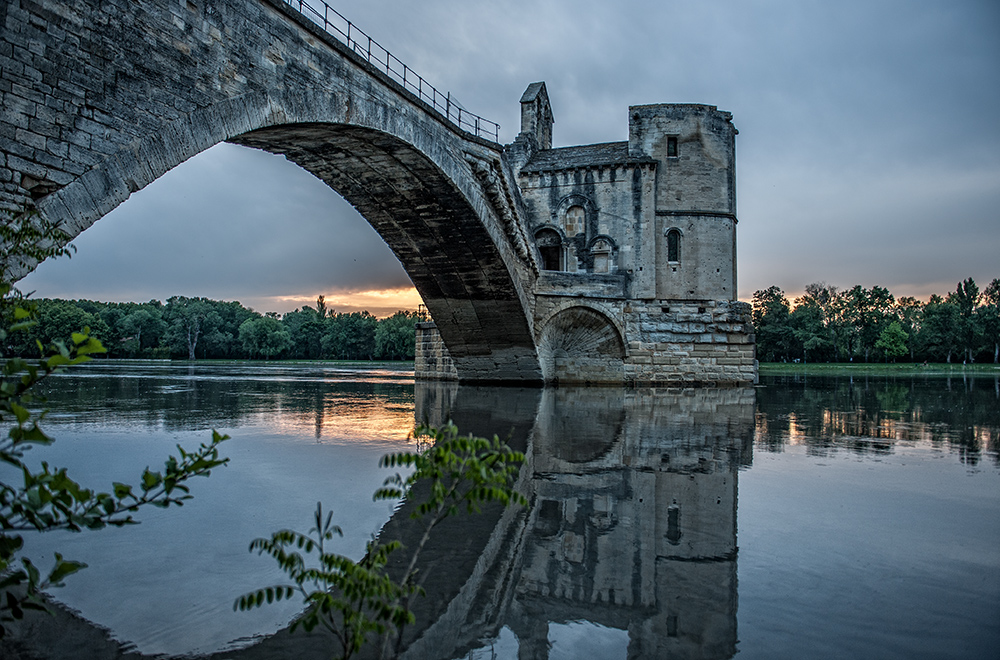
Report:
752,277,1000,365
8,274,998,366
2,295,423,361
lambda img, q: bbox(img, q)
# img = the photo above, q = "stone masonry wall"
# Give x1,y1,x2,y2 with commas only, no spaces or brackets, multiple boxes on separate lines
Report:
414,322,458,381
2,0,544,383
622,299,755,385
486,96,754,386
529,296,755,386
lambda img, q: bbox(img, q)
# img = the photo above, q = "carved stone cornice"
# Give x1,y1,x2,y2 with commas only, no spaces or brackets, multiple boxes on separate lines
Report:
465,153,537,272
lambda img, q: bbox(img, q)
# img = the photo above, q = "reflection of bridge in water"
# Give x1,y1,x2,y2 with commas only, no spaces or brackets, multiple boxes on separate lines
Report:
8,383,755,659
393,384,754,660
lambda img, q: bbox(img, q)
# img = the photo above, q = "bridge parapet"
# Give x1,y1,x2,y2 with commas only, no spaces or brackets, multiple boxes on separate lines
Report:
279,0,500,141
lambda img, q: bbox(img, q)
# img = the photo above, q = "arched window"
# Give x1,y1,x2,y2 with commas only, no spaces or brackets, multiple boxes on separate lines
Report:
666,228,681,263
536,228,563,271
564,205,585,237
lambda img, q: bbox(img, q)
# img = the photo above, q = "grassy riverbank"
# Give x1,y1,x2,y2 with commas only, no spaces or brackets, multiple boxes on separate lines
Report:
759,362,1000,377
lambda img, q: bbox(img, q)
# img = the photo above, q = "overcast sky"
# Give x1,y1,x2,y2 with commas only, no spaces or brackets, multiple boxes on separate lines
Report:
18,0,1000,315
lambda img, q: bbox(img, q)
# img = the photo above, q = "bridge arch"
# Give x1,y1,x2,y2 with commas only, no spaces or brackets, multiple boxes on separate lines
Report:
536,303,626,384
5,0,541,381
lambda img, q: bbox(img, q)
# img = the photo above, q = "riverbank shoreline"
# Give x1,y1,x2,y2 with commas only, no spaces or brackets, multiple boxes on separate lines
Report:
759,362,1000,377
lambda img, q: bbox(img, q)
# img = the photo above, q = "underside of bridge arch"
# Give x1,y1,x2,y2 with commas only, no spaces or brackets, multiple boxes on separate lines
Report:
232,123,541,382
537,306,626,385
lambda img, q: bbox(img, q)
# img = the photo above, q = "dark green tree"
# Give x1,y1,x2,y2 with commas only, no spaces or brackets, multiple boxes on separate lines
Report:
79,300,126,354
119,307,167,356
163,297,223,359
789,298,831,363
799,283,840,360
947,278,981,363
283,306,326,359
375,311,420,360
751,286,793,362
5,299,110,357
838,285,895,362
895,296,923,362
919,295,959,362
875,320,909,362
323,312,377,360
239,315,293,359
980,278,1000,363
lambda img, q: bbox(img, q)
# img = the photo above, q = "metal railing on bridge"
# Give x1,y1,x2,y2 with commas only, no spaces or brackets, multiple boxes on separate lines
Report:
280,0,501,143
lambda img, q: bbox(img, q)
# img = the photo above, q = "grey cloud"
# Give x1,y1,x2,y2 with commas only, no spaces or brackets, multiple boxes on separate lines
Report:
19,0,1000,308
19,144,411,305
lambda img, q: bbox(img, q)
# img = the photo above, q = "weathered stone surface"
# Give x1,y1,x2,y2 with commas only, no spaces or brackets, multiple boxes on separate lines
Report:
415,321,459,381
507,85,754,385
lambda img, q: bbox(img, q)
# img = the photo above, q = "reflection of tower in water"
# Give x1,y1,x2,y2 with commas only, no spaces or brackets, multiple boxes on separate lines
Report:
409,383,754,660
508,387,753,659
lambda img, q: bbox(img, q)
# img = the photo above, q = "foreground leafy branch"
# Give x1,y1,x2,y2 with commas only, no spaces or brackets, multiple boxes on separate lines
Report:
235,503,414,659
237,422,526,660
0,208,75,288
0,323,230,634
0,207,229,637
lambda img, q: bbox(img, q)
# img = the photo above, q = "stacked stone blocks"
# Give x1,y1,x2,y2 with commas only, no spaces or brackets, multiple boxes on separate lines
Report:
414,321,458,381
623,300,755,385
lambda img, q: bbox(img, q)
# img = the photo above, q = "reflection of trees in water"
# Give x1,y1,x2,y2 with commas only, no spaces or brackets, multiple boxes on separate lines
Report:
18,373,997,658
36,363,415,437
756,374,1000,464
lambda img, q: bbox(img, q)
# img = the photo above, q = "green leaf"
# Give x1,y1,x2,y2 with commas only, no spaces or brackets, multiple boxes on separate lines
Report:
46,553,87,586
141,469,162,491
9,402,29,425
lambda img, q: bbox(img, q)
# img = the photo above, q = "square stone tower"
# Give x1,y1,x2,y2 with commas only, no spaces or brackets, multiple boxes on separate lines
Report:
512,83,755,385
629,104,738,301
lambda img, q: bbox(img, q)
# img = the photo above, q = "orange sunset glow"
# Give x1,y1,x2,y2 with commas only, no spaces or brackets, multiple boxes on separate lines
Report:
258,286,424,318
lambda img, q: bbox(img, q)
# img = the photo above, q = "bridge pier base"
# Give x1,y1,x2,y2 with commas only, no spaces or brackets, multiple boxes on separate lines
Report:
416,299,755,386
415,322,459,382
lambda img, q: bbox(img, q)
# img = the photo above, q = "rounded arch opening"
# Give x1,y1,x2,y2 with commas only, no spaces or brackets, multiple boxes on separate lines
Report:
534,226,564,271
665,226,683,263
25,115,542,378
18,141,417,317
537,305,626,384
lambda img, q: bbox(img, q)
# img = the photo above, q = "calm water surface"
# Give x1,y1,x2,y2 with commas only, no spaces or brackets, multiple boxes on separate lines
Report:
4,362,998,659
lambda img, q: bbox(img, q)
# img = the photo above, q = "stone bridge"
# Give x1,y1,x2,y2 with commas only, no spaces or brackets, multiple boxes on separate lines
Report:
1,0,542,381
1,0,755,385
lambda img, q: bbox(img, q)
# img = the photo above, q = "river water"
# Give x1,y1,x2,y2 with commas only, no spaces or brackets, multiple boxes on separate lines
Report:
4,362,998,659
